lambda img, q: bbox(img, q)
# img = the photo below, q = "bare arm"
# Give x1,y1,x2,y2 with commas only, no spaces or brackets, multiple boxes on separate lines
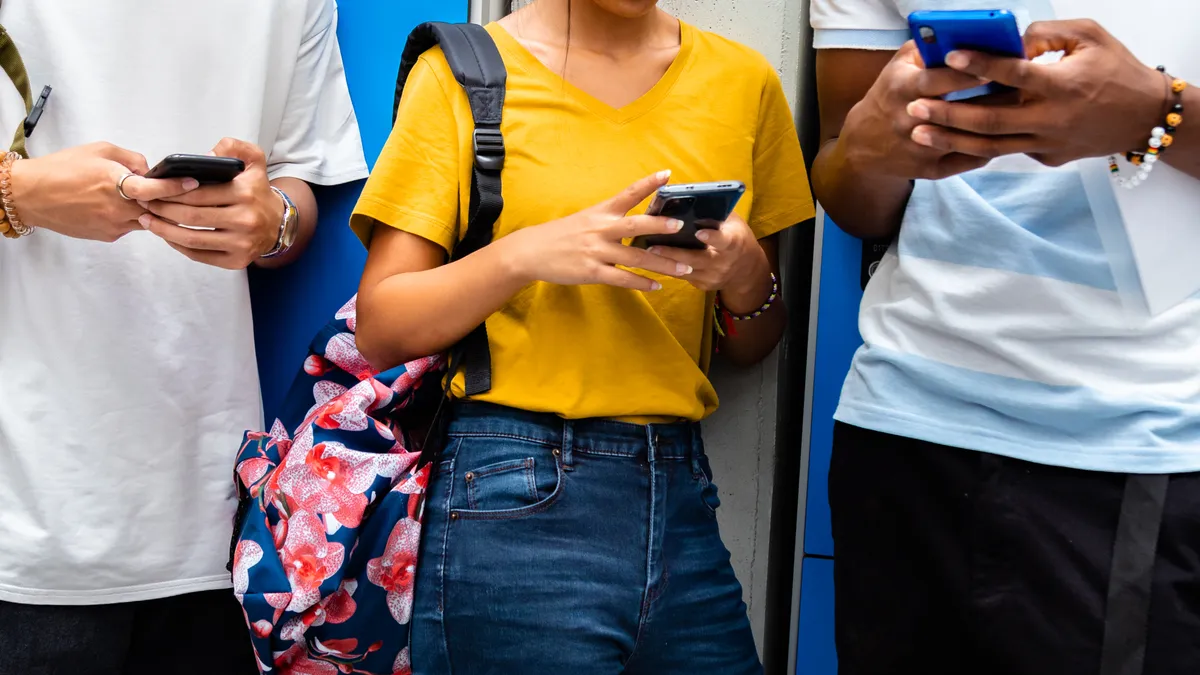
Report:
355,172,689,372
812,50,913,240
715,234,786,367
257,176,317,269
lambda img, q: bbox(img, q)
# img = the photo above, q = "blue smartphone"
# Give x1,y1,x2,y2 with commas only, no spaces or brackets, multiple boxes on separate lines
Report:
631,181,746,250
908,10,1025,101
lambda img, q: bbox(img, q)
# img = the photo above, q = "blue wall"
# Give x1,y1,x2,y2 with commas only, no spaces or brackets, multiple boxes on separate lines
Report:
796,215,865,674
249,0,468,422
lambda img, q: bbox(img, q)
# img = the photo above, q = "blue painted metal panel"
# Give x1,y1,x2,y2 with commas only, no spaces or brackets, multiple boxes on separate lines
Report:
803,216,865,558
249,0,468,422
796,557,838,675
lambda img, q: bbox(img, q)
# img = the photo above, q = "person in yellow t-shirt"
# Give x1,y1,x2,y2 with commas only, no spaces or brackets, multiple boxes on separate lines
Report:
351,1,813,672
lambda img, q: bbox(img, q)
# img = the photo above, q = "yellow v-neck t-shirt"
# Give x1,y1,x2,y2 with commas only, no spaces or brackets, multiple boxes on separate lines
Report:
352,22,814,422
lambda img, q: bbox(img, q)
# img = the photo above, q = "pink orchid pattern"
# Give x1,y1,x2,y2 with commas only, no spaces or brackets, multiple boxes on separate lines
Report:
280,579,358,642
276,427,411,530
233,540,264,602
334,296,358,332
393,647,412,675
366,518,422,625
280,510,345,613
305,354,336,377
326,333,374,380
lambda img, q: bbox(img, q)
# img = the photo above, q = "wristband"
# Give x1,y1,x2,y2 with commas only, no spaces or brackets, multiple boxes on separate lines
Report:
1109,67,1187,190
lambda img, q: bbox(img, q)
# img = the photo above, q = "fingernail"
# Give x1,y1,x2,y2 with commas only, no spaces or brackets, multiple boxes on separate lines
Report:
946,51,969,69
677,263,693,275
136,200,149,209
206,151,217,157
182,178,200,190
138,214,153,229
656,169,672,182
647,247,662,256
649,281,663,291
911,127,934,147
906,101,931,121
669,219,684,231
695,230,710,242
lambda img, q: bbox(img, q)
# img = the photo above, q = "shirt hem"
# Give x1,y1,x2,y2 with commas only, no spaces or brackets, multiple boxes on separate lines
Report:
0,574,233,607
268,165,370,186
834,399,1200,475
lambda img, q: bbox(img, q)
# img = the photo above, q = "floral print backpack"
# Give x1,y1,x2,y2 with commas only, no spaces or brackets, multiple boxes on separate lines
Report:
228,22,506,675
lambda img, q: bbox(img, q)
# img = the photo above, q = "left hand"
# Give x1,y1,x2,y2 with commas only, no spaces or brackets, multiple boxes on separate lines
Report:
905,20,1167,167
647,212,771,309
139,138,282,269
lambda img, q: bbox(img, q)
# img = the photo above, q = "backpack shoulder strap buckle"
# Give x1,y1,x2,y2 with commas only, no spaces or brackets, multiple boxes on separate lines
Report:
472,125,504,171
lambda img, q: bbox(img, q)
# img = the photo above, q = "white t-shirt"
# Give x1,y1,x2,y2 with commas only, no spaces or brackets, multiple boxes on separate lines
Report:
0,0,367,605
811,0,1200,473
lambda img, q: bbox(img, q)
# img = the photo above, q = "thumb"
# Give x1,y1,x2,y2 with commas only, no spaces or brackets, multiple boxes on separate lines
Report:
211,137,267,167
96,143,149,174
603,170,672,215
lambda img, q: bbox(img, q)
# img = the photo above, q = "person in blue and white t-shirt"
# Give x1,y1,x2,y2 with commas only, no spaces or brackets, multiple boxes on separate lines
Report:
809,1,1199,673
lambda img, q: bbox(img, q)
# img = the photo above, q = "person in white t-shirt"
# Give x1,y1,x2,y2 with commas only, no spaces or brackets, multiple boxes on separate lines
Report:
0,0,367,671
809,0,1199,673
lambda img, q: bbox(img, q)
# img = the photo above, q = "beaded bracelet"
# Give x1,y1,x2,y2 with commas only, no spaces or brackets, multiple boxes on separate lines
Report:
0,151,29,237
1109,67,1187,190
714,272,779,339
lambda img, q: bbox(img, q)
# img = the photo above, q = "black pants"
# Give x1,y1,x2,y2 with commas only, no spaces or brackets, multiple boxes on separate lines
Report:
830,422,1200,675
0,589,257,675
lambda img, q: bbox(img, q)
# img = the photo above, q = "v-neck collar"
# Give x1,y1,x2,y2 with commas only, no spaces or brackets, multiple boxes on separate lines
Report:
488,20,694,125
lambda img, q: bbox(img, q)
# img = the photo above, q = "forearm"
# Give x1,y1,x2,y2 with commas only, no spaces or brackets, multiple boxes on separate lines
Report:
812,136,913,240
716,238,786,366
357,237,527,371
257,177,317,268
1163,85,1200,180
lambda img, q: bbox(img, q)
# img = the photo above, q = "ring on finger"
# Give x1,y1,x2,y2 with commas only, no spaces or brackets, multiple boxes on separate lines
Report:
116,173,137,201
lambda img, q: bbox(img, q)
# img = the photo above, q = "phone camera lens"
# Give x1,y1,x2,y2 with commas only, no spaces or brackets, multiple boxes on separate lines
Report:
919,26,936,44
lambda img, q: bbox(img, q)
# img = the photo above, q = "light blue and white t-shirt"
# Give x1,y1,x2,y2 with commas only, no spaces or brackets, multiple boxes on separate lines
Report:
811,0,1200,474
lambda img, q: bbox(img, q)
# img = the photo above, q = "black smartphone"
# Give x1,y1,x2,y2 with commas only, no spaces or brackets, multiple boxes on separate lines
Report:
631,181,746,250
144,154,245,185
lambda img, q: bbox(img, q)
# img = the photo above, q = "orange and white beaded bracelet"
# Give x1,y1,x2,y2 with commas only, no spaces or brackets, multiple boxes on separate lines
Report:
0,151,30,237
1110,68,1187,190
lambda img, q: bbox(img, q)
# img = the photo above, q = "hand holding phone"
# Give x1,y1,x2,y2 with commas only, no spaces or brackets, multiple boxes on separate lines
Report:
908,10,1026,102
630,181,745,250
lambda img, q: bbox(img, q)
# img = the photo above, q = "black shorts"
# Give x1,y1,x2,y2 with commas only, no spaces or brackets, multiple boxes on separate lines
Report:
829,422,1200,675
0,589,256,675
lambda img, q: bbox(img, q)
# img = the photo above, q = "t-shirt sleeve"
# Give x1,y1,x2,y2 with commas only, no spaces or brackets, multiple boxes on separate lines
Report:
809,0,909,50
266,0,369,185
749,65,816,240
350,53,461,252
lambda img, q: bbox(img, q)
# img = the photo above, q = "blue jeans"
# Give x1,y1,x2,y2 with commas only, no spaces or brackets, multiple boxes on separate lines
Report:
412,403,762,675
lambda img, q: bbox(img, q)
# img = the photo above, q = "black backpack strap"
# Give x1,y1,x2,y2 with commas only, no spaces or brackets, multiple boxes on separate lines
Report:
396,22,505,397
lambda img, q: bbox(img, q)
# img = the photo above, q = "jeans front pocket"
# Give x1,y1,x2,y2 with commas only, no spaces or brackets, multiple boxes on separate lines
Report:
465,457,538,510
696,453,722,517
450,435,564,521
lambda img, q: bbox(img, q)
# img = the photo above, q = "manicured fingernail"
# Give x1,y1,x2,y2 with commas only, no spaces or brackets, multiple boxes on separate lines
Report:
946,51,969,69
206,151,217,157
647,247,662,256
136,200,149,209
669,219,684,231
649,281,663,291
676,263,693,275
138,214,153,229
911,127,934,147
695,230,710,242
906,101,931,120
656,170,672,182
182,178,200,190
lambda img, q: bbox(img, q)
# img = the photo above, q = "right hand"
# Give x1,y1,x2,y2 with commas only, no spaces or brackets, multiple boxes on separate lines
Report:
503,171,695,292
10,142,198,242
839,41,998,180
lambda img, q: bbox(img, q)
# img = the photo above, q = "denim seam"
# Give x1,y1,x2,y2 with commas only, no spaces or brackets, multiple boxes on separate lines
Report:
447,431,556,446
629,453,657,661
436,445,458,675
463,458,535,510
